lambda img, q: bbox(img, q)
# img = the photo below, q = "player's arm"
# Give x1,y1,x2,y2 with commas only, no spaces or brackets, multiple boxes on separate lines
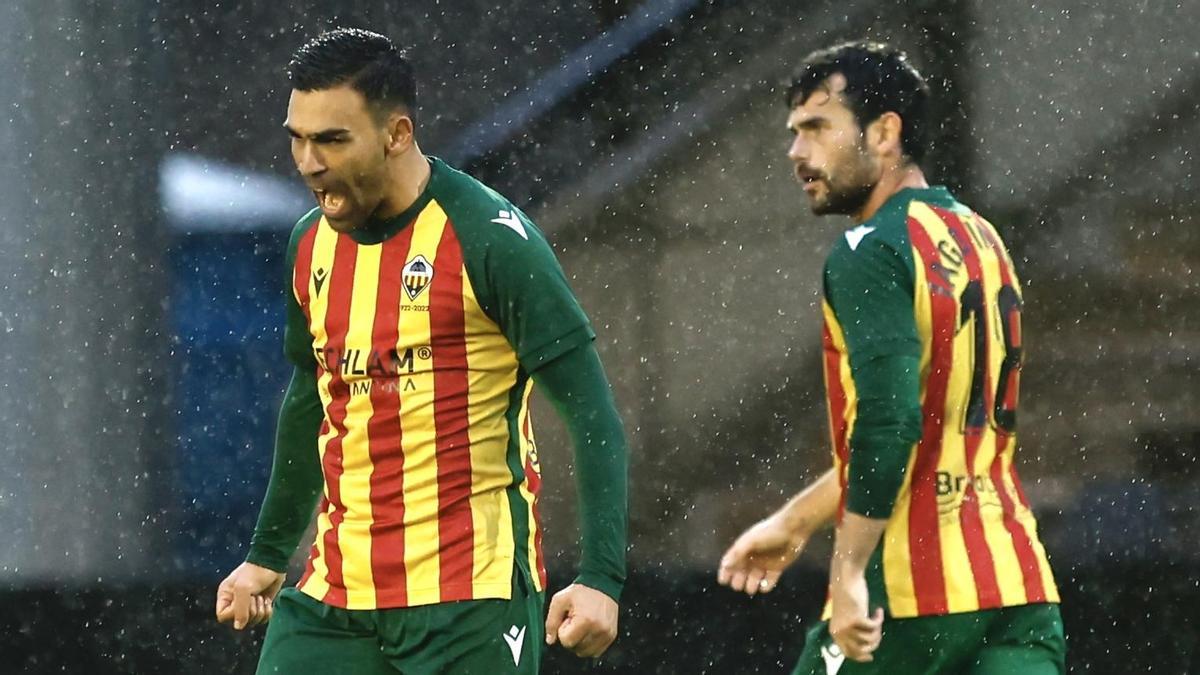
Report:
216,366,322,630
827,233,923,522
465,203,626,658
244,364,324,571
829,513,888,662
534,344,627,600
215,364,324,630
534,343,628,658
824,235,923,661
216,214,325,630
717,468,838,596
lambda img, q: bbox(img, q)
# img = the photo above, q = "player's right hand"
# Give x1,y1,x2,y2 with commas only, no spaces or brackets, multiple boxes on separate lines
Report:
215,562,286,630
717,515,807,596
829,572,883,662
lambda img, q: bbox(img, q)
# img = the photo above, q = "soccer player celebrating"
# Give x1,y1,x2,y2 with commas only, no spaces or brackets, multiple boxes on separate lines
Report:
717,42,1065,674
214,28,627,674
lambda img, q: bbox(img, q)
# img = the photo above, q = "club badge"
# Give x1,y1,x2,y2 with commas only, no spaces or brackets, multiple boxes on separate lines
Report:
402,255,434,300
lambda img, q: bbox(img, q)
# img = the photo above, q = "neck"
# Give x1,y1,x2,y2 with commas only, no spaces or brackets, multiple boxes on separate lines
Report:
852,162,928,223
376,143,431,219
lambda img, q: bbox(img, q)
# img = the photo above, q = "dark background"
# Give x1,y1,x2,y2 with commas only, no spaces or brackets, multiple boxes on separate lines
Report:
1,1,1197,672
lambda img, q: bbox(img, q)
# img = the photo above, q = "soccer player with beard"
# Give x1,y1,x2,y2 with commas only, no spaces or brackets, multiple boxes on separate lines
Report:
212,28,627,674
717,42,1065,674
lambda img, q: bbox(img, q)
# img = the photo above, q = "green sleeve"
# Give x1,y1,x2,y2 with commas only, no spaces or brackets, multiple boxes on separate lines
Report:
470,206,595,371
245,211,325,571
532,343,628,602
824,235,923,519
246,366,324,571
431,160,594,369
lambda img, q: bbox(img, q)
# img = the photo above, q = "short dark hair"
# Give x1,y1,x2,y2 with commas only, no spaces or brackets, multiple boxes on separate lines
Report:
288,28,418,124
786,41,930,163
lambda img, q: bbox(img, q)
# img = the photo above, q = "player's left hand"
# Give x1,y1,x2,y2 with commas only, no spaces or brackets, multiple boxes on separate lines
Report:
544,583,619,658
829,572,883,662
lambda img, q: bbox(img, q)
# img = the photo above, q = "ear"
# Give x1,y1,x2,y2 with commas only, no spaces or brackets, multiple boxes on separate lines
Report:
867,111,904,159
384,112,415,155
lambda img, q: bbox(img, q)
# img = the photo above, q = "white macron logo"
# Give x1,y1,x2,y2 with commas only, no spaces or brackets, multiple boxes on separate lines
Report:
845,224,876,251
491,210,529,240
502,625,526,666
820,643,845,674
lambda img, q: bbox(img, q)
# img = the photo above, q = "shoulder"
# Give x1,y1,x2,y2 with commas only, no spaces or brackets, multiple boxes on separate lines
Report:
824,192,924,277
290,207,322,238
286,207,322,263
825,224,908,278
428,158,546,249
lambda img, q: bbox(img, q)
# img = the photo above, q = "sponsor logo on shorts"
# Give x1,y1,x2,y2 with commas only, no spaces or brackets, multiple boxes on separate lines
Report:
503,625,526,666
821,642,845,674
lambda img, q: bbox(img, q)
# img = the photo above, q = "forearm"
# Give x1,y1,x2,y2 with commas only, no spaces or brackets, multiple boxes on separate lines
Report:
246,366,325,572
831,512,888,579
533,344,628,602
775,468,840,537
845,353,922,518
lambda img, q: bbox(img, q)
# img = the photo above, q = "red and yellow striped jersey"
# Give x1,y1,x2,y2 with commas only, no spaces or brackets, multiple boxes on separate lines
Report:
283,158,592,609
822,187,1059,618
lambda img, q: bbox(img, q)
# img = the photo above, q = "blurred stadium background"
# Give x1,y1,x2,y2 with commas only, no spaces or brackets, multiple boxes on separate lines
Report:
1,0,1197,672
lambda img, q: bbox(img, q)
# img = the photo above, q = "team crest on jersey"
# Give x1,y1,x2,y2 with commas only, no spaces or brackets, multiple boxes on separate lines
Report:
402,255,434,300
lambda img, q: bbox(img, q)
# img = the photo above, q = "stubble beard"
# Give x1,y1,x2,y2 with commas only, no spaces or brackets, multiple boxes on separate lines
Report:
811,178,874,216
809,148,878,217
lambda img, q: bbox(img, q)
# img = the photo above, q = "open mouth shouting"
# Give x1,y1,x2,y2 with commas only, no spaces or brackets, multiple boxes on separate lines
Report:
313,188,350,219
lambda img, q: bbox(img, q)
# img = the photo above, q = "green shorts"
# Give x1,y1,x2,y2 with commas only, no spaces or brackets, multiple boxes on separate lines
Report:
257,571,545,675
791,603,1065,675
